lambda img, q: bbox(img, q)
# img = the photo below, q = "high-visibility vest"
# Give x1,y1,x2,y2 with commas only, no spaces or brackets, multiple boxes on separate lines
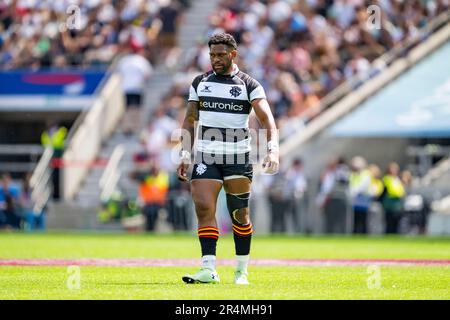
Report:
382,175,405,198
139,171,169,205
370,178,384,198
41,127,67,150
349,169,372,196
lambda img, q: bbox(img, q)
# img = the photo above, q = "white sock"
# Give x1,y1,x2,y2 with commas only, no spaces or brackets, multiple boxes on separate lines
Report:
236,255,249,273
201,255,216,270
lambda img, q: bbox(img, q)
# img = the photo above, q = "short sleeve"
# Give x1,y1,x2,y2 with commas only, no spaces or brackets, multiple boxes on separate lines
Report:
248,78,266,101
188,75,202,102
188,85,199,101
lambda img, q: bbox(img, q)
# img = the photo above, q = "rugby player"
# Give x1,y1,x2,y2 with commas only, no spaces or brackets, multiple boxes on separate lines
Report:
177,33,279,285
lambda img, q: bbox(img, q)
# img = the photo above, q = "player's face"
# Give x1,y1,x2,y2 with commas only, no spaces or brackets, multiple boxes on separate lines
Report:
209,44,236,75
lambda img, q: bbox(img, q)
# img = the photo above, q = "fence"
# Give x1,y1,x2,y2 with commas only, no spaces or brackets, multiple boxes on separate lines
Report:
29,147,53,213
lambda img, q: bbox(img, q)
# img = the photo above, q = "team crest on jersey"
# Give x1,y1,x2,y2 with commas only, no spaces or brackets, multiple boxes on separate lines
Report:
229,86,242,98
201,85,212,93
196,163,207,175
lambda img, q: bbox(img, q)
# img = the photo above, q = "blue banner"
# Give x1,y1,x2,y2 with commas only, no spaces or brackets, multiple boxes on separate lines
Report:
329,41,450,137
0,70,106,96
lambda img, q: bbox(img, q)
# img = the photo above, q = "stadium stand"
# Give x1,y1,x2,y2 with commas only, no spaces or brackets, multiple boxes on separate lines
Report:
133,0,450,181
0,0,192,230
129,1,450,235
140,0,450,144
0,0,189,69
1,0,450,235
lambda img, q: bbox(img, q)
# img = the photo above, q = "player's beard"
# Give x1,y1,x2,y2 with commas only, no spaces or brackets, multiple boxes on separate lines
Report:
213,60,232,75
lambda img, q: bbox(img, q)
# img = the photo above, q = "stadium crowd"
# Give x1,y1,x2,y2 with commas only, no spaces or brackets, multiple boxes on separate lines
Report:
261,155,427,235
0,0,189,69
0,154,427,235
315,156,426,235
126,152,426,234
0,0,443,233
129,0,443,233
0,172,46,231
135,0,449,175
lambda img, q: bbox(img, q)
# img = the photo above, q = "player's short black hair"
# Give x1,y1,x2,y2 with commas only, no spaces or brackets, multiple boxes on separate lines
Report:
208,33,237,50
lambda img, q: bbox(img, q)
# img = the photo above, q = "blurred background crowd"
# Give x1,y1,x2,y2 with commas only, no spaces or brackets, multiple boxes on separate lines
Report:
0,0,189,69
261,155,427,235
133,0,450,183
140,0,450,151
0,0,448,234
1,152,424,236
124,0,444,235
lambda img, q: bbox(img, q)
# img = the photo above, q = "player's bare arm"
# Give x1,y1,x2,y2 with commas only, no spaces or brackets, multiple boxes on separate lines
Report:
177,101,199,181
183,33,263,285
252,98,279,174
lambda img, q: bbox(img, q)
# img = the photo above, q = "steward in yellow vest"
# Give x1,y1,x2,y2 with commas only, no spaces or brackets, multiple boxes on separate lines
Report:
41,125,67,156
368,164,384,199
41,124,67,200
381,162,405,234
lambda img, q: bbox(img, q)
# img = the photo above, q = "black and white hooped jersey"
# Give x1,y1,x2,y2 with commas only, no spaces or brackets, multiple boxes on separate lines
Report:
188,64,266,154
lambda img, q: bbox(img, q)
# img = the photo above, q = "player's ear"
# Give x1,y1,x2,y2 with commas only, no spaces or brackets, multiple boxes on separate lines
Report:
230,49,237,59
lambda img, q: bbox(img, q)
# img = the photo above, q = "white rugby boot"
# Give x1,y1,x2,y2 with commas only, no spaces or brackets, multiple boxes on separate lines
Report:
182,268,220,284
234,269,249,285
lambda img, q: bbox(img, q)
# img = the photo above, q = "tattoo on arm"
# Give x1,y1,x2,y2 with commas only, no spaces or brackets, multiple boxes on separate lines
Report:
185,101,199,122
181,101,199,151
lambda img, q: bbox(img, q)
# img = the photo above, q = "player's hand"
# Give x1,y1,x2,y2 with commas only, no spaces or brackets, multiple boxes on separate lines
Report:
262,152,279,175
177,162,189,182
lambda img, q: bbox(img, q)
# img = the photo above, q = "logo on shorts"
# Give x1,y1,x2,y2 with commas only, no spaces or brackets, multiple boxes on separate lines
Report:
230,86,242,98
196,163,207,175
201,85,212,93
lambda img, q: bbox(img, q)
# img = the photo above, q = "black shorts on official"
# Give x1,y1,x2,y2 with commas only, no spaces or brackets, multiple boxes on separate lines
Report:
191,152,253,183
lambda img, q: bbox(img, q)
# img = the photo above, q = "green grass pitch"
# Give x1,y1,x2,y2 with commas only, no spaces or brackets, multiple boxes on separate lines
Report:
0,232,449,299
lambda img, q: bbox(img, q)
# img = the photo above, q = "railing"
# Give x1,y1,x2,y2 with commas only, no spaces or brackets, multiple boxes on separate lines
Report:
0,144,44,173
431,194,450,214
99,144,125,202
62,73,125,200
407,145,450,178
420,157,450,187
0,163,39,173
65,60,120,144
29,147,53,213
27,59,123,204
0,144,43,156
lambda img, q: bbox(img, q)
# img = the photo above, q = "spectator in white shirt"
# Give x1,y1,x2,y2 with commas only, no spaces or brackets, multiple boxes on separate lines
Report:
116,46,153,108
